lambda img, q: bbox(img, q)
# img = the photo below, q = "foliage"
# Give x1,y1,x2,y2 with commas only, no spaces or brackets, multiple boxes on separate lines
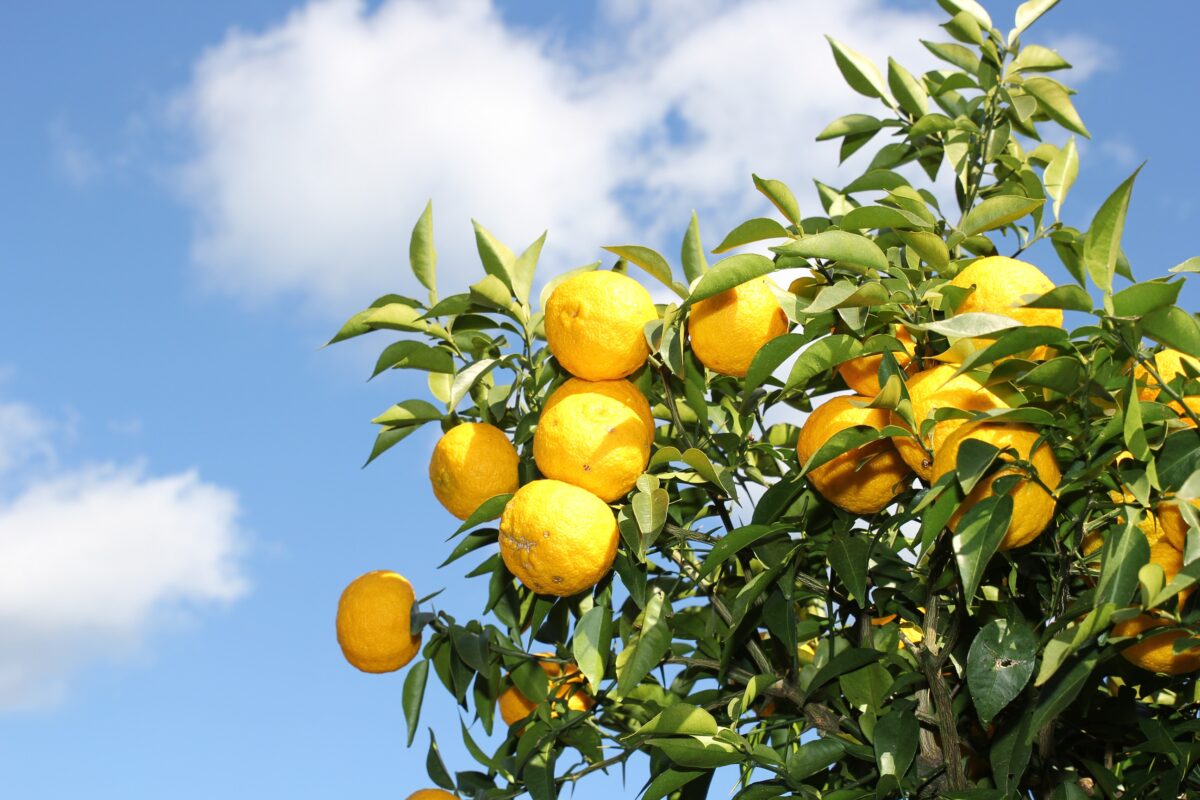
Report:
331,2,1200,797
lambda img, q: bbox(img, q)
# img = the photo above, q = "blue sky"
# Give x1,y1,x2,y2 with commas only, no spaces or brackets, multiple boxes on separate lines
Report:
0,1,1197,797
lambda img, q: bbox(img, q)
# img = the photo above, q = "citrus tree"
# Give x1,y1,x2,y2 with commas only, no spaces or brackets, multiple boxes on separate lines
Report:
329,2,1200,797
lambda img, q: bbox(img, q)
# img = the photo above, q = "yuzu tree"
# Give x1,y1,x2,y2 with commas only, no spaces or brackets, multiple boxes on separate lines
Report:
330,2,1200,797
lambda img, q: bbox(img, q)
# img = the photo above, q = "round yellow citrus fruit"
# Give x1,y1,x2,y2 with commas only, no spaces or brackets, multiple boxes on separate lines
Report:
891,364,1007,481
1168,396,1200,427
499,480,619,596
949,256,1061,359
498,656,594,726
838,326,917,397
406,791,457,800
796,395,912,514
932,422,1061,551
689,278,788,377
872,613,925,647
429,423,520,520
544,271,657,381
336,571,421,673
1112,614,1200,675
533,378,653,502
1158,498,1200,550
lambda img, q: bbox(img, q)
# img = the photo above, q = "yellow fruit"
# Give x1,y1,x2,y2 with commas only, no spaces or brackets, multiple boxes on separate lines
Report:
838,326,918,397
796,395,913,514
498,656,594,726
932,422,1061,551
1134,350,1200,400
533,378,653,502
429,423,520,520
872,613,925,647
797,640,818,664
689,278,788,377
499,480,619,596
1112,614,1200,675
406,791,457,800
336,571,421,673
1158,498,1200,550
891,365,1007,481
544,271,657,381
1167,396,1200,427
1108,491,1168,546
949,256,1061,359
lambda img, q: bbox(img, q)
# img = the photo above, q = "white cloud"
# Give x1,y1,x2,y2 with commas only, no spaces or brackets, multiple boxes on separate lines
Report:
1048,33,1116,83
172,0,940,309
0,394,246,710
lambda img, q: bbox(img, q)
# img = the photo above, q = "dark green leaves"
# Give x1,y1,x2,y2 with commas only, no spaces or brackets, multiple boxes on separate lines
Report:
1082,166,1140,294
615,591,672,697
787,738,845,782
874,708,918,780
953,495,1013,604
699,525,785,579
827,532,871,604
1094,521,1150,610
967,619,1036,724
403,659,430,746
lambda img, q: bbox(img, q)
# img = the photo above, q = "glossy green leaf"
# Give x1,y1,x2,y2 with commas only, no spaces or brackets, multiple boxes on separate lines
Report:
1010,0,1060,43
603,245,688,298
960,195,1045,236
409,200,437,301
896,230,950,271
744,333,808,395
1141,305,1200,355
646,737,741,769
967,619,1036,724
688,253,777,304
425,730,455,790
1043,136,1078,219
680,212,709,284
712,218,791,254
772,230,888,271
953,494,1013,603
511,231,546,305
840,205,931,231
643,770,706,800
920,312,1021,338
572,605,612,690
402,659,430,747
827,532,870,604
1012,44,1070,72
753,174,803,225
698,524,785,579
363,423,423,467
1022,76,1090,137
874,708,918,779
922,40,980,73
371,399,444,426
826,36,893,103
1112,281,1182,318
615,592,672,697
635,703,719,737
1095,520,1150,610
472,220,517,295
1082,166,1140,293
816,114,883,141
1024,284,1092,312
447,359,497,411
799,425,888,476
938,0,993,29
887,58,928,117
784,335,865,390
786,738,845,782
372,341,455,378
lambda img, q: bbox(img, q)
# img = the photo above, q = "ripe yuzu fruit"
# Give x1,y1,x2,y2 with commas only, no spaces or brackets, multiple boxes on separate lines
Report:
544,271,657,381
689,278,788,377
499,480,619,596
533,378,653,502
336,571,421,673
796,395,912,515
838,326,917,397
932,422,1061,550
429,423,520,520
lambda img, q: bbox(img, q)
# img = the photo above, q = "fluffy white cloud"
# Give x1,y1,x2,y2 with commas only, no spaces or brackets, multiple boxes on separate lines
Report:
173,0,944,308
0,407,246,709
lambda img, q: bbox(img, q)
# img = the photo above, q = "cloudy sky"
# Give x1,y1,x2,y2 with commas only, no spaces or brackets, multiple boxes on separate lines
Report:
1,0,1197,797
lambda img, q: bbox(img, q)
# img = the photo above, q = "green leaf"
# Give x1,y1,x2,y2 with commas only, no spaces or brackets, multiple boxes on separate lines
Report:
771,230,888,271
840,205,931,231
633,487,670,540
953,495,1013,603
920,312,1020,338
1094,520,1150,610
896,230,950,272
816,114,884,141
786,738,845,782
603,245,688,298
371,341,455,378
615,591,672,697
966,619,1036,725
402,659,430,747
646,737,741,769
1082,166,1140,294
827,532,871,604
572,605,612,691
680,212,709,284
744,333,808,395
752,174,802,225
1169,256,1200,274
452,493,513,536
1024,284,1092,312
1043,136,1078,220
1141,306,1200,355
874,708,918,779
688,254,777,305
795,281,889,315
954,438,1001,495
1011,44,1070,73
409,200,437,302
371,399,444,426
799,425,888,476
1010,0,1060,43
960,195,1045,236
511,231,546,305
643,770,707,800
447,359,498,411
698,524,784,579
1022,77,1090,137
922,40,980,73
635,703,719,738
784,334,865,390
1026,651,1099,744
713,218,791,254
649,446,735,494
472,220,517,295
363,424,422,467
939,0,993,29
887,58,929,117
806,648,884,694
1112,281,1182,318
910,113,957,138
825,36,893,103
843,169,910,194
425,730,455,790
943,11,983,46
